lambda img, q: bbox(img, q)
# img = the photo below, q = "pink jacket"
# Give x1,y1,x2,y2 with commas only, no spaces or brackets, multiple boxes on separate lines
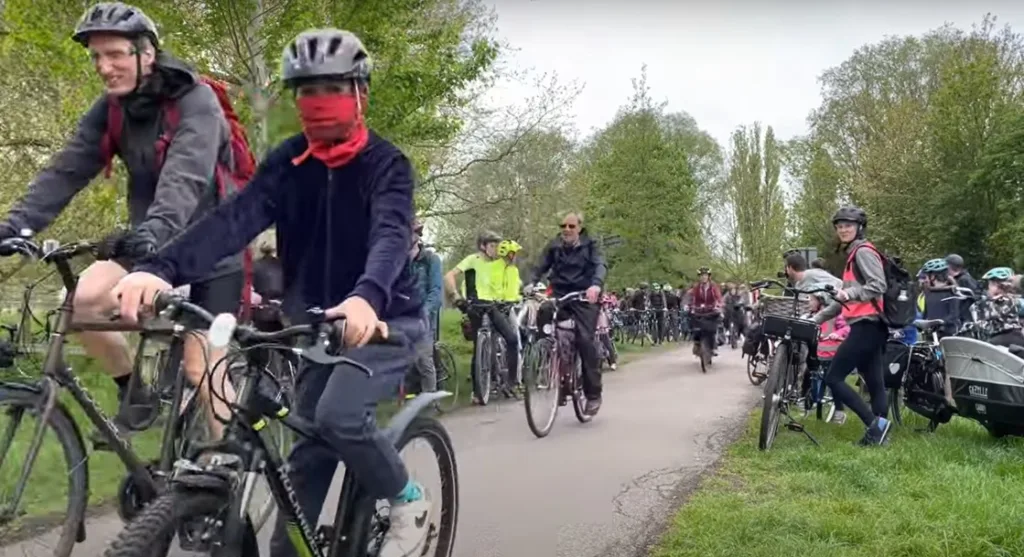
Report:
816,314,850,359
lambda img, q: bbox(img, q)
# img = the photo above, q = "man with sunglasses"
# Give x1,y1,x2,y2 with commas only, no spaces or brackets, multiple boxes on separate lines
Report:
528,212,607,415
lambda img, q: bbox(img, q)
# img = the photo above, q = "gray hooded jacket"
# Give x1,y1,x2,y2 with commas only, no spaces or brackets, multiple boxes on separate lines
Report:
3,53,241,278
814,238,886,325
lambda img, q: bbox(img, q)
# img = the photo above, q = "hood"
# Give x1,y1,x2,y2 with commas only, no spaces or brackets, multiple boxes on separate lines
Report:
844,237,868,255
120,52,199,118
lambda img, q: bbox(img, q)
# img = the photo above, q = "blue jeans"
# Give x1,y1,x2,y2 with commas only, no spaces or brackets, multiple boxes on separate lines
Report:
270,316,423,557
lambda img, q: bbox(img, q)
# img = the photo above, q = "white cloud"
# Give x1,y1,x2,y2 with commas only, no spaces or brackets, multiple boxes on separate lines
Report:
486,0,1024,147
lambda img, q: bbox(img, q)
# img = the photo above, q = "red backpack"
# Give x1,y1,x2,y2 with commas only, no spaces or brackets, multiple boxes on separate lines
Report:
100,76,258,319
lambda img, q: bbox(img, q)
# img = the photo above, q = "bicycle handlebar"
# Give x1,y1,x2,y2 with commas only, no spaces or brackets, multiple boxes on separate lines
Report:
0,236,100,263
152,292,408,373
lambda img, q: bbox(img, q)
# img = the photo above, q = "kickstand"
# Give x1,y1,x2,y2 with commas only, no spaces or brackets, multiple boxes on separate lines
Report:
782,410,820,446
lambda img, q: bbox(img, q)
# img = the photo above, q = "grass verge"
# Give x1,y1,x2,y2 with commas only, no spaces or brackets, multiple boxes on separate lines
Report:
3,309,663,527
655,409,1024,557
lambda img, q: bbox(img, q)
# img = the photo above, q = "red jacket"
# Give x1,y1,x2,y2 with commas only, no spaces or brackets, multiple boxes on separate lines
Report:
689,282,722,309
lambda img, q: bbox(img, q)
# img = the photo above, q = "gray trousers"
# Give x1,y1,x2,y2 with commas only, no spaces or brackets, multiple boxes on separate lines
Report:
413,337,437,392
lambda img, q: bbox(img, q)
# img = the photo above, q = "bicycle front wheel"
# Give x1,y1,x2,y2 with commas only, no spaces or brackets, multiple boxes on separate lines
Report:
523,338,558,438
103,489,256,557
758,343,790,451
0,386,88,557
473,332,493,405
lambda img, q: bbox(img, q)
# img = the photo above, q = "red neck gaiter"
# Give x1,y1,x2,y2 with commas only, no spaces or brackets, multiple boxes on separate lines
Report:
291,94,369,168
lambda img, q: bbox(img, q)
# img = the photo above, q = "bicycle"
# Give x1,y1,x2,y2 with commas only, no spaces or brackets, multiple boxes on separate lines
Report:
751,279,841,451
0,236,212,556
104,293,459,557
886,318,955,432
464,300,517,405
522,291,595,438
688,305,720,373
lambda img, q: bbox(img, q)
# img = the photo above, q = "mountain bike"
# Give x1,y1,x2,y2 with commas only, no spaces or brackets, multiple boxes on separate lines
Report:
0,237,209,557
523,291,594,438
752,279,843,451
104,293,459,557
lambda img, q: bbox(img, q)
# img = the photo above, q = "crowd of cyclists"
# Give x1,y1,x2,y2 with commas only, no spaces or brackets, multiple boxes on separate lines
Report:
6,2,1024,556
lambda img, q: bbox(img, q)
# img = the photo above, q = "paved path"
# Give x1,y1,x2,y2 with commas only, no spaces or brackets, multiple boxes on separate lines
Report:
2,346,759,557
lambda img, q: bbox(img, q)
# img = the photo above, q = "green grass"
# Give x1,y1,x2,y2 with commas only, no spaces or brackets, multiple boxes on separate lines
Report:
655,410,1024,557
3,309,660,525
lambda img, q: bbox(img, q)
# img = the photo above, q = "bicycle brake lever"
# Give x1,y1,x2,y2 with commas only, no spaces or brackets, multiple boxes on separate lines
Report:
298,342,374,376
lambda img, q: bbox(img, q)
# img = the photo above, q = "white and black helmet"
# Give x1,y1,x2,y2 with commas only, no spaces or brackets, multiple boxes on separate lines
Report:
72,2,159,47
281,29,372,88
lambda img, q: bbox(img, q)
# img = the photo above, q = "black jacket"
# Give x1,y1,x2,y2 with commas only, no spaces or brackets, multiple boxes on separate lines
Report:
529,230,607,295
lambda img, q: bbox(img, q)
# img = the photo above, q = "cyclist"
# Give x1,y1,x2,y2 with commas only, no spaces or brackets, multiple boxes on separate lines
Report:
919,258,961,337
664,283,681,339
981,267,1024,347
785,251,841,291
528,211,607,415
722,284,745,343
650,281,667,344
0,2,246,444
497,239,524,385
409,218,443,396
111,28,432,556
813,206,890,446
445,231,519,401
687,267,721,357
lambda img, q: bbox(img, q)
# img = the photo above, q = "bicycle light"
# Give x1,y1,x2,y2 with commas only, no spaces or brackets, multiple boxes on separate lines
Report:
208,313,237,349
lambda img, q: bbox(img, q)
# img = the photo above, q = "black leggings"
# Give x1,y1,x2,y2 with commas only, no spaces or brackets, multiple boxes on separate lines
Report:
824,320,889,426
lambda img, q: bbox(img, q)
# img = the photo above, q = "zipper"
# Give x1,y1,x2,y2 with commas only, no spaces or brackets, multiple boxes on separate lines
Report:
323,169,334,307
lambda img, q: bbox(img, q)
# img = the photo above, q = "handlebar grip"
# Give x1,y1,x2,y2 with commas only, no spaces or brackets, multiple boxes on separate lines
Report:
152,290,184,314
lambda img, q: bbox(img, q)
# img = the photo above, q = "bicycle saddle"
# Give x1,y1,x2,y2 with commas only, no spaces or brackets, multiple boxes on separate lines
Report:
913,319,945,332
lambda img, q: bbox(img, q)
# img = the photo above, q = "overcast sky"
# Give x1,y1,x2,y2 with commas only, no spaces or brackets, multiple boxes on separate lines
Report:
486,0,1024,147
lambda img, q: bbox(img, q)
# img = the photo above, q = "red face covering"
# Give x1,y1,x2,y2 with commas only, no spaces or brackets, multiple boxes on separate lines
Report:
291,93,369,168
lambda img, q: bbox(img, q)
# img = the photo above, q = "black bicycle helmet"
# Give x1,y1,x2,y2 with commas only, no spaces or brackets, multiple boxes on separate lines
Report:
698,266,711,275
831,205,867,228
945,253,965,269
476,230,501,247
282,28,372,88
72,3,159,46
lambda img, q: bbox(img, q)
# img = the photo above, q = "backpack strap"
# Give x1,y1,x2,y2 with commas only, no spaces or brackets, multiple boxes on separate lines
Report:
100,97,124,179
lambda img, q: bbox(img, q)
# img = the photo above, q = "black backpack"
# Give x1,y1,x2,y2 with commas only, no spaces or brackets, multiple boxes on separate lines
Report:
850,244,918,328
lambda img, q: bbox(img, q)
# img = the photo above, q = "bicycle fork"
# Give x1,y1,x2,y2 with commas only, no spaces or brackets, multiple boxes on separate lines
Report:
0,376,59,521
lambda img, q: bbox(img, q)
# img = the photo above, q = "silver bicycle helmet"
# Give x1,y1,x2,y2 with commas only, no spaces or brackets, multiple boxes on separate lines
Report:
282,28,372,87
72,3,159,46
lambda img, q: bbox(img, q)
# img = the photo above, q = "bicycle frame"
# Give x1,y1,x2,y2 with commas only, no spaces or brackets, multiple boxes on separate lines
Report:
1,245,188,517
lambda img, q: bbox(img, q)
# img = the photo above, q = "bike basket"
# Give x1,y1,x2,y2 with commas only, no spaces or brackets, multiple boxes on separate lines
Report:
762,314,817,343
758,295,808,318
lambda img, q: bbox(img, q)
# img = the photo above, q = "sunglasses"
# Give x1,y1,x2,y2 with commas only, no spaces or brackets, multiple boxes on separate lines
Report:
559,223,577,230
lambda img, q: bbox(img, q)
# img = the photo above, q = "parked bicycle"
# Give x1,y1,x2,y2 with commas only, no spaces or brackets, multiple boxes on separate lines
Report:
103,293,460,557
522,291,594,438
752,279,841,451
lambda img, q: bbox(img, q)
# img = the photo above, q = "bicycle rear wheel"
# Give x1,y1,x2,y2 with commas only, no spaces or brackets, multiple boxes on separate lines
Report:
0,387,88,557
758,343,790,451
523,338,558,438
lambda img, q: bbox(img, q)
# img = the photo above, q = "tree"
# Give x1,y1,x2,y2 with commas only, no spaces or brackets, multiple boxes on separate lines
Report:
712,123,787,279
579,66,705,289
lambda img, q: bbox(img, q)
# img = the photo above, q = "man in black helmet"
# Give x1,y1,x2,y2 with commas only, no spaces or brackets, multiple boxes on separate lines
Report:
112,28,433,557
0,2,244,444
813,206,891,446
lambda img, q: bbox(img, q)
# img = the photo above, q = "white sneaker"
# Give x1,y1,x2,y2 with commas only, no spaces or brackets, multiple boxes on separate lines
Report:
610,363,618,371
380,486,432,557
831,411,847,425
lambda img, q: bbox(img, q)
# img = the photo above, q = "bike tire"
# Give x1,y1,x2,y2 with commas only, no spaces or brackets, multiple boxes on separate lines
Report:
473,331,492,405
888,387,904,426
571,357,592,424
523,338,558,438
0,387,88,557
103,490,254,557
434,342,461,410
700,337,712,373
758,343,790,451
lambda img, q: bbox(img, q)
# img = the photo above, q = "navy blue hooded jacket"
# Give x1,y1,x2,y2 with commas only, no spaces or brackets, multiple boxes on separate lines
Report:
135,131,422,321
